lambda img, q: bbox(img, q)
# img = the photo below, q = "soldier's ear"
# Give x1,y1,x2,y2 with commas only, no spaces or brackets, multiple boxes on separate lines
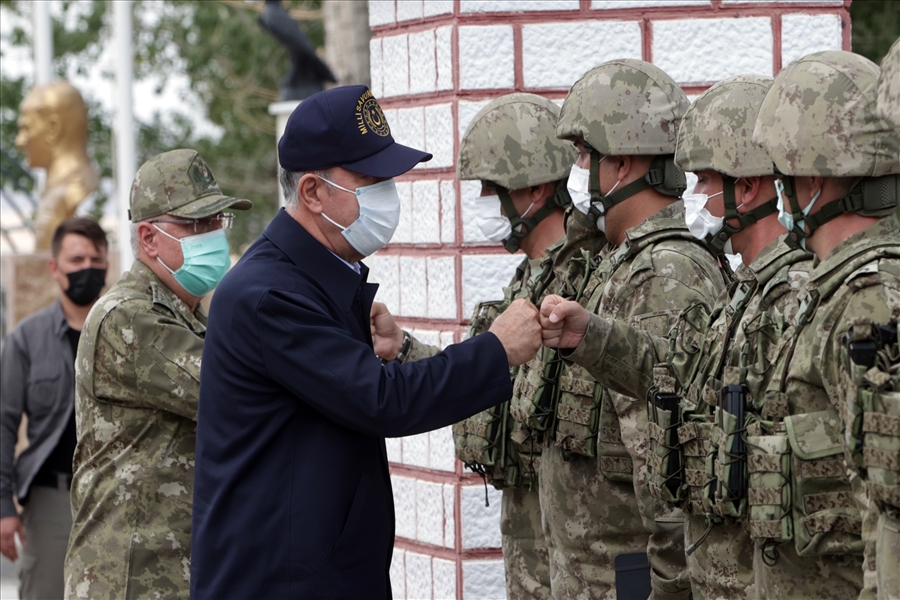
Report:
137,222,159,258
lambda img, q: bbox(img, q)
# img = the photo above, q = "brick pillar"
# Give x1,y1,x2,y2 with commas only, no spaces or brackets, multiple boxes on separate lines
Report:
366,1,849,598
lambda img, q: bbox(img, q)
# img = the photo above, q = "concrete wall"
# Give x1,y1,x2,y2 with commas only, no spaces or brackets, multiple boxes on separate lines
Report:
367,1,849,598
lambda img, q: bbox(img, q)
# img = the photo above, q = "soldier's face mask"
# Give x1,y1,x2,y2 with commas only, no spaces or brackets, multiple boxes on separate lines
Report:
154,226,231,297
319,176,401,256
776,179,820,251
683,191,740,254
475,195,534,244
567,160,618,233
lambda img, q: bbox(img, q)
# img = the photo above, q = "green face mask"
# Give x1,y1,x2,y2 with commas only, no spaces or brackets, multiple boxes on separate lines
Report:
155,226,231,297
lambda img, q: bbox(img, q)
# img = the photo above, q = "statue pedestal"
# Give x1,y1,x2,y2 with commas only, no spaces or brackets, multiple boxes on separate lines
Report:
1,252,56,336
268,100,301,207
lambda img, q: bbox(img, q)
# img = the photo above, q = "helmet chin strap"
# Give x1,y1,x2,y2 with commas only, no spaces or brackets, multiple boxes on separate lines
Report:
582,144,650,229
705,175,778,256
496,181,572,253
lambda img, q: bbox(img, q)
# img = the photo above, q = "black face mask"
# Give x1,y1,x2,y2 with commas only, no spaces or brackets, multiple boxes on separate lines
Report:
64,267,107,306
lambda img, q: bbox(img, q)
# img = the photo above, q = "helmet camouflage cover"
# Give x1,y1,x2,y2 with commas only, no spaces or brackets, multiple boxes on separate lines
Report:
556,58,690,156
877,37,900,129
676,74,775,178
457,93,577,189
753,50,900,177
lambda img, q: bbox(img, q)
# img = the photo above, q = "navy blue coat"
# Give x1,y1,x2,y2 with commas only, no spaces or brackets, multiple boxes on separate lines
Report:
190,210,513,599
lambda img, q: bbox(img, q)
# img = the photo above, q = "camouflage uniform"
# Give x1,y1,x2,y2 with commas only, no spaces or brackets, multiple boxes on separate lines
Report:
747,51,900,599
447,94,592,600
64,150,250,599
540,60,720,600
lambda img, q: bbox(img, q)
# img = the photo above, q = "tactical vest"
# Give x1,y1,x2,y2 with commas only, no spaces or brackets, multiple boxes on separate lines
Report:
554,224,703,483
453,247,561,489
747,242,900,563
652,248,811,515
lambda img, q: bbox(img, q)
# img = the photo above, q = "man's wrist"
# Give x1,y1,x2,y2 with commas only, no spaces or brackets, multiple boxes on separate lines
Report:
394,330,412,363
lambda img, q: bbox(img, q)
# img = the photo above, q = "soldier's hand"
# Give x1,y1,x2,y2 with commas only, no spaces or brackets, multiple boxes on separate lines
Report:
541,295,590,349
488,299,541,367
0,515,25,562
370,302,405,360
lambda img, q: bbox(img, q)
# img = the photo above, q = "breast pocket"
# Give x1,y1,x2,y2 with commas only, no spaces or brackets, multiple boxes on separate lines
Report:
26,369,65,417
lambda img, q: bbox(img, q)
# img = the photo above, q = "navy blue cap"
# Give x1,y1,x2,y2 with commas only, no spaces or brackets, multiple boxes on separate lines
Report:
278,85,432,178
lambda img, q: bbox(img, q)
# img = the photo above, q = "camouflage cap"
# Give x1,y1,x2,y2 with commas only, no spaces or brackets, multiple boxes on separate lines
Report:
129,149,253,222
676,74,775,178
753,51,900,177
556,59,690,156
877,38,900,129
458,93,576,189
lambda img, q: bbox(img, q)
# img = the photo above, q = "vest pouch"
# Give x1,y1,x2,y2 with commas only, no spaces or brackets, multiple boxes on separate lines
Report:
507,421,543,488
785,411,864,557
552,363,602,458
712,390,749,519
453,401,507,477
510,346,559,432
647,392,683,505
859,384,900,510
596,393,634,482
747,427,792,544
677,416,715,515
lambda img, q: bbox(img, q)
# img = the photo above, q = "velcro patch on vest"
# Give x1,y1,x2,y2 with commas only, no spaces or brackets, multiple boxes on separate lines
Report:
557,404,592,426
749,487,784,506
803,491,855,513
748,454,784,473
798,457,847,479
750,519,786,539
863,412,900,436
863,446,900,470
599,455,633,474
803,512,862,536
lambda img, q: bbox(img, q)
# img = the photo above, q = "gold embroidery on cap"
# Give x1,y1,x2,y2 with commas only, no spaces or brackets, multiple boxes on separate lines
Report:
356,90,390,137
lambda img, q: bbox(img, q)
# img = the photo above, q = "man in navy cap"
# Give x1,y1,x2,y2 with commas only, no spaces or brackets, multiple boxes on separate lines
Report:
190,85,542,598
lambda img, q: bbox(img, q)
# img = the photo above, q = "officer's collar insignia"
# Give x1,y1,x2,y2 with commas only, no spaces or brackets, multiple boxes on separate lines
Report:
189,157,220,194
355,89,390,138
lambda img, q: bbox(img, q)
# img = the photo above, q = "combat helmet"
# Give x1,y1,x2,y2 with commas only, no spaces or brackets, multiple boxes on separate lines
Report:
676,74,778,255
753,51,900,250
556,59,690,230
458,93,576,253
877,37,900,129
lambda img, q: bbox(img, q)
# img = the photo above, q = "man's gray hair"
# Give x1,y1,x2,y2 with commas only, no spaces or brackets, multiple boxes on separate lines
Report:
279,168,333,207
130,221,142,256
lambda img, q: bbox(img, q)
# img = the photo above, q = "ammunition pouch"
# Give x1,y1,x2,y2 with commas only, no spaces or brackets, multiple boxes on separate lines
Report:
647,368,684,504
678,415,716,515
453,401,507,486
710,385,749,519
550,363,601,456
510,346,560,433
747,411,863,557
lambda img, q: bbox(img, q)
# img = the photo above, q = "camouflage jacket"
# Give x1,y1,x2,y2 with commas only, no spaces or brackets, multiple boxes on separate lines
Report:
65,260,204,600
748,215,900,599
561,201,727,597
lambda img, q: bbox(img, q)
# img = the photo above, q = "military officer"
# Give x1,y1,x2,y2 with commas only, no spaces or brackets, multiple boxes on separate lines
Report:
540,74,816,598
747,50,899,599
535,59,727,599
64,149,252,599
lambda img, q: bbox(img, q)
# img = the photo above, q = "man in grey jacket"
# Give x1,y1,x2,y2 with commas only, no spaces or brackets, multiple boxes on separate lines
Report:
0,217,108,600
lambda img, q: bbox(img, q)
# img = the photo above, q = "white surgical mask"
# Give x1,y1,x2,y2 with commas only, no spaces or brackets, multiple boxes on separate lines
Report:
320,177,401,256
776,179,820,251
567,161,616,233
474,195,534,244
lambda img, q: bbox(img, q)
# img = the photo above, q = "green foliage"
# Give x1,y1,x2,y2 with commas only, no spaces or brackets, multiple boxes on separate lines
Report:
0,0,324,253
849,0,900,65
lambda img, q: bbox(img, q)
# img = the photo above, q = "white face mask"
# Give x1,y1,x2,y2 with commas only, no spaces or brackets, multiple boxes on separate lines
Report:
474,194,534,244
684,191,744,255
776,179,821,250
567,161,617,233
319,177,401,256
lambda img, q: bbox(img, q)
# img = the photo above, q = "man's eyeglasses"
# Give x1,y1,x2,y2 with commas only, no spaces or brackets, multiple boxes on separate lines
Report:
149,213,235,233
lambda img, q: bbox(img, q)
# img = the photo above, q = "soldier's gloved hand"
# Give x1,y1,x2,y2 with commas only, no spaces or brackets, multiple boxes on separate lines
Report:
370,302,404,360
0,515,26,562
540,295,590,349
488,299,541,367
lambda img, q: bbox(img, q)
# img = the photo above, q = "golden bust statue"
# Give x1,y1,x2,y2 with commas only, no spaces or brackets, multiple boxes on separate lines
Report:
15,80,99,250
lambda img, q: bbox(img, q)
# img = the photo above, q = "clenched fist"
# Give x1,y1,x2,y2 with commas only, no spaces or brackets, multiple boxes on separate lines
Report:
488,299,541,366
540,295,590,349
370,302,404,360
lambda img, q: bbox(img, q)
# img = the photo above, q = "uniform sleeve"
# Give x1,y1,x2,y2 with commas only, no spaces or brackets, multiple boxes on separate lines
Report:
256,289,512,438
0,333,27,519
91,302,201,420
403,337,442,363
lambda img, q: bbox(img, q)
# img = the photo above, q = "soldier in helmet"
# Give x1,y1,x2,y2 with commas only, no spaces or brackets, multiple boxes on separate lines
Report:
375,92,602,599
540,75,816,598
744,50,899,598
533,59,727,599
64,149,252,599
